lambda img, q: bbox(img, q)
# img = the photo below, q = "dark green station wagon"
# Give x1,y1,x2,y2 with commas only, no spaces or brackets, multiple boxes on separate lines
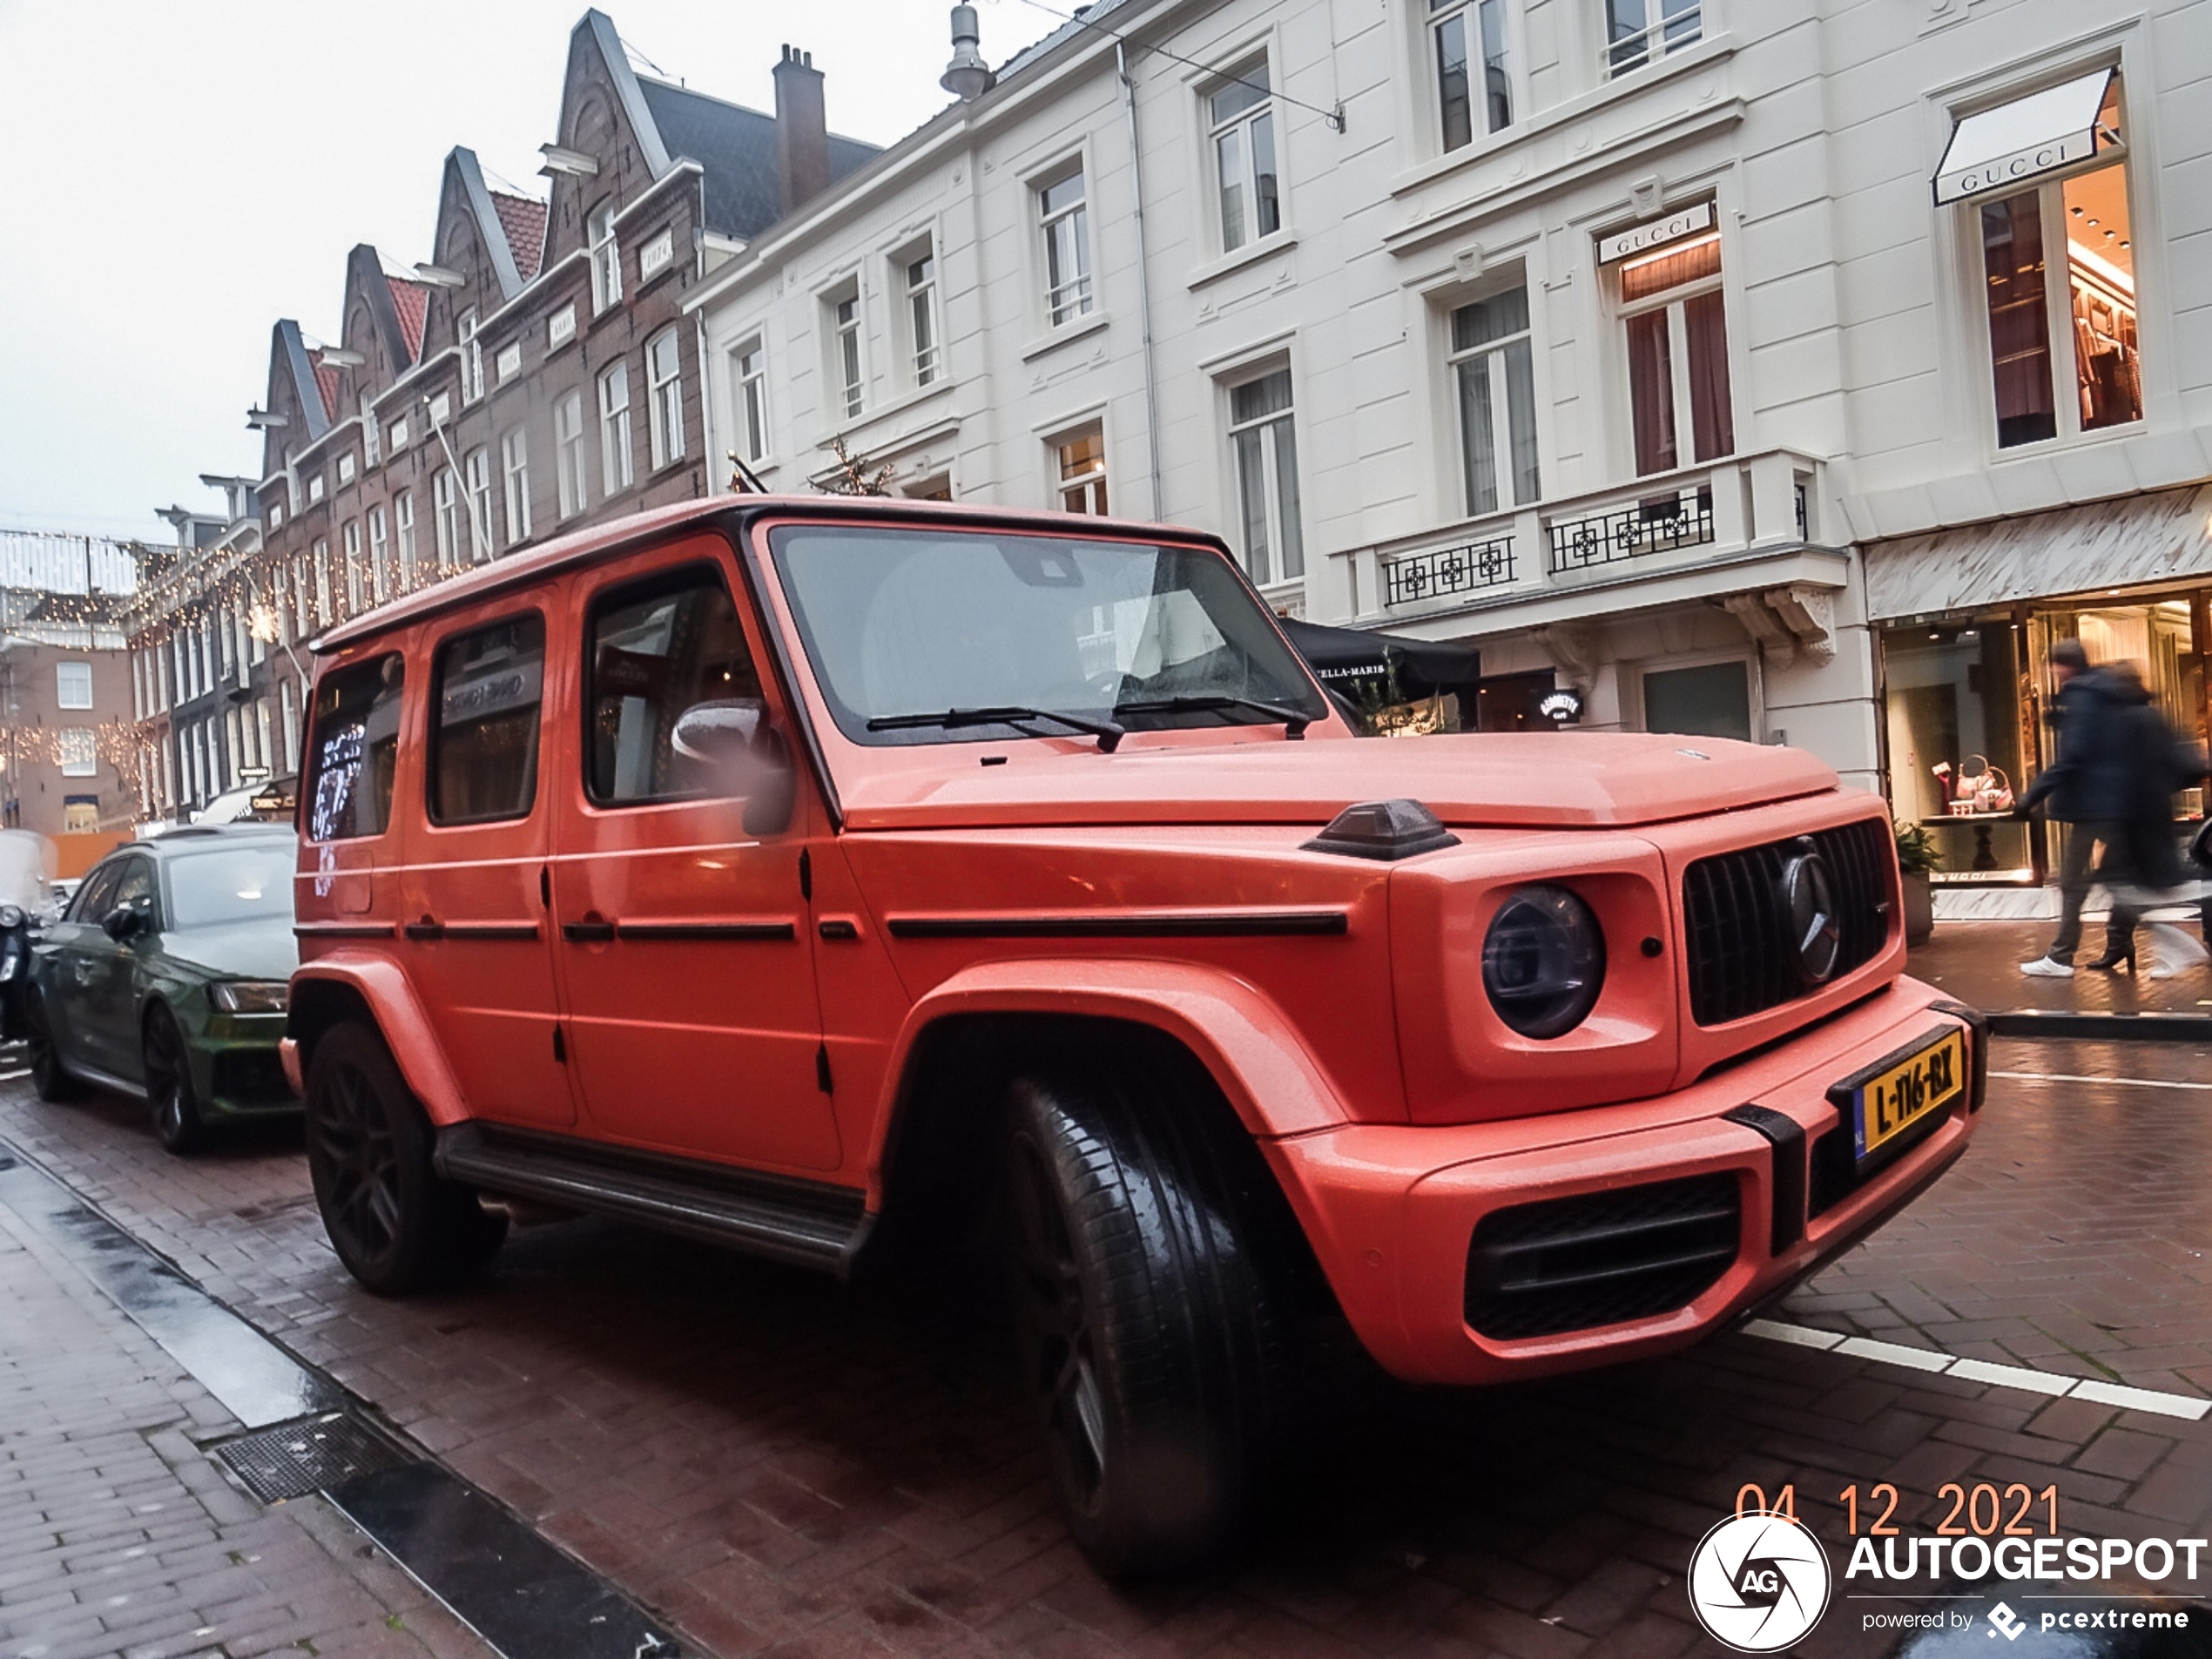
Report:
27,824,300,1151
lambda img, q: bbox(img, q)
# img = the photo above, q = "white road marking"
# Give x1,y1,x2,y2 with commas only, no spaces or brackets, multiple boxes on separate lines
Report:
1740,1318,2211,1421
1991,1069,2212,1092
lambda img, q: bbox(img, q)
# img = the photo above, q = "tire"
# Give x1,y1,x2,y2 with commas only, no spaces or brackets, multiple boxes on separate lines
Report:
1001,1054,1302,1576
144,1005,208,1155
25,986,84,1103
304,1022,507,1296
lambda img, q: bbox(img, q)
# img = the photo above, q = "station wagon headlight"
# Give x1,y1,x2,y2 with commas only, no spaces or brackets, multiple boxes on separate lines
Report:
1481,886,1605,1039
212,981,289,1014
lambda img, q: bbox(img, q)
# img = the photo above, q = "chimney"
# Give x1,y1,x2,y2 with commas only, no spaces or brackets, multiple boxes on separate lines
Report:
773,45,830,216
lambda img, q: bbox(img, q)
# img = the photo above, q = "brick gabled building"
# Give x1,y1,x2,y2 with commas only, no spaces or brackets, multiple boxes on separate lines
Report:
130,8,875,821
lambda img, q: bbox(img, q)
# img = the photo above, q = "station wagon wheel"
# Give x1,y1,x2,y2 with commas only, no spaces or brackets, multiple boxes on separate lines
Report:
1001,1058,1305,1576
304,1022,507,1297
25,987,84,1103
144,1005,207,1154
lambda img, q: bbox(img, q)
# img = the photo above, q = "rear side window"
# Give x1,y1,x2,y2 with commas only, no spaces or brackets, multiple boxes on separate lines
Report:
585,566,763,806
307,653,405,841
430,615,546,825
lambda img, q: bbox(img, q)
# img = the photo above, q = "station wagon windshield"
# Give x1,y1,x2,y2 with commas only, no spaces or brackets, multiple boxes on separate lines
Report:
165,846,295,929
767,526,1326,745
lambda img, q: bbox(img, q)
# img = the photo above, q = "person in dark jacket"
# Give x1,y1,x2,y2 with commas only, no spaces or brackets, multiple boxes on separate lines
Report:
2015,639,2132,976
2095,662,2211,977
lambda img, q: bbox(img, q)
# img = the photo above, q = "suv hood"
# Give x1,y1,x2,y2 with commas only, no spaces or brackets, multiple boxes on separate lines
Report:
838,732,1838,832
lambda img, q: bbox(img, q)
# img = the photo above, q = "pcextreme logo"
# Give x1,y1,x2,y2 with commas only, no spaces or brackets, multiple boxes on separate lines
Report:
1687,1513,1834,1652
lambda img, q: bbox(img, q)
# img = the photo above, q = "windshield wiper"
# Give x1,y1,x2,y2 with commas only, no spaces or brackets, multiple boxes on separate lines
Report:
867,705,1124,752
1113,694,1312,740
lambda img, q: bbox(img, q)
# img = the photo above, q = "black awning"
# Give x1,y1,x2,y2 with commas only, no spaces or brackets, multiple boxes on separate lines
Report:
1280,617,1482,703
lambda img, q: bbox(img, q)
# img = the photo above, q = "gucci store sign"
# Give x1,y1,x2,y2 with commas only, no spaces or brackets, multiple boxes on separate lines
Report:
1932,68,2116,206
1597,201,1713,264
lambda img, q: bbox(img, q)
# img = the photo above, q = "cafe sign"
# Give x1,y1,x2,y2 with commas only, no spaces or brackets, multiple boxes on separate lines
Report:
1597,201,1714,265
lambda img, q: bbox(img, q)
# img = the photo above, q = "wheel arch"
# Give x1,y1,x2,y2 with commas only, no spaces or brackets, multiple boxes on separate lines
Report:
864,960,1353,1271
288,955,469,1123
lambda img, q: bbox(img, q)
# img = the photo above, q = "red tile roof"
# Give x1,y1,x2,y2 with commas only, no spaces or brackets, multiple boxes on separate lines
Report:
491,192,549,281
386,276,429,361
311,355,340,420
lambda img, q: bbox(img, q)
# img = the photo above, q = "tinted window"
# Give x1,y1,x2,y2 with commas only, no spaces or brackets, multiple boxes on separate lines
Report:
430,614,545,825
70,861,123,923
165,845,296,929
586,568,762,805
767,527,1325,745
307,654,404,841
109,858,158,927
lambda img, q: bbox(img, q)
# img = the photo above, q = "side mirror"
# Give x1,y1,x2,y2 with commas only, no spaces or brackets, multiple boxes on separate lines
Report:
102,906,142,942
671,699,797,837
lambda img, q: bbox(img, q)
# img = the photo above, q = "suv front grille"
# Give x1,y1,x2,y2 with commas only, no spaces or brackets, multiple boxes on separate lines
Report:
1463,1172,1742,1339
1683,819,1892,1027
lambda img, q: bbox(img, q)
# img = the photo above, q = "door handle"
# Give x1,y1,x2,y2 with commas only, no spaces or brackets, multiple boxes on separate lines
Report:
562,916,616,943
403,917,446,941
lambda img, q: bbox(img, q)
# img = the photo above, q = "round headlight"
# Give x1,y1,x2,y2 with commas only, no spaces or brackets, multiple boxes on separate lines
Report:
0,906,22,929
1482,885,1606,1039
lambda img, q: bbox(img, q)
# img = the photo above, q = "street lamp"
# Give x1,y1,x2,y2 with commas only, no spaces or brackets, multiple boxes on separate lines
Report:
941,4,994,100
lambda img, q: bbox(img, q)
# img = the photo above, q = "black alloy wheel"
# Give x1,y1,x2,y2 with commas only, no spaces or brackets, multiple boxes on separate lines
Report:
1001,1056,1308,1576
25,987,84,1103
304,1022,506,1297
144,1006,207,1154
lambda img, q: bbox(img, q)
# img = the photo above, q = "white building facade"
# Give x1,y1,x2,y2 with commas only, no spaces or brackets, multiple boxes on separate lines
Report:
690,0,2212,907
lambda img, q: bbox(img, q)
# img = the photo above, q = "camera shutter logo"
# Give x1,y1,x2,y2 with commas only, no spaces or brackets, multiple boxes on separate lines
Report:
1687,1514,1832,1652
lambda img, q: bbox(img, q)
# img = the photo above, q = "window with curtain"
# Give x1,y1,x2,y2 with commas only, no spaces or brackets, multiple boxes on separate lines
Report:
1615,228,1732,476
1227,368,1304,587
1450,283,1541,514
1208,64,1280,252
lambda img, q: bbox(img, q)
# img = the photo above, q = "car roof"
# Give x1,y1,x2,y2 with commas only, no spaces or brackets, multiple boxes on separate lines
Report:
135,825,295,856
313,494,1229,656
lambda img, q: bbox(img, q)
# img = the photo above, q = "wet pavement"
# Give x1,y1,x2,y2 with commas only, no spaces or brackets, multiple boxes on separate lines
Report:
1912,921,2212,1016
2,1040,2209,1659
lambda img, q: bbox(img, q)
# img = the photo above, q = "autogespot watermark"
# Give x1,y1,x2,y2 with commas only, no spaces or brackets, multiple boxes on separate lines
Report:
1688,1482,2208,1648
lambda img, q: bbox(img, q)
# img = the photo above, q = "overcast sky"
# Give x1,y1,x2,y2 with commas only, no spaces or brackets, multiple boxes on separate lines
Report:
0,0,1062,542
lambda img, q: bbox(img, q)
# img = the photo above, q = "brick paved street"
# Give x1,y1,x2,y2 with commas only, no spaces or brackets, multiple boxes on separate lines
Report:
0,1146,487,1659
3,1044,2208,1659
1912,921,2212,1017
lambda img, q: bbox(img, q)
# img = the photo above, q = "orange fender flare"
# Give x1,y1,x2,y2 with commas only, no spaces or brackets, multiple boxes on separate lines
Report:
291,954,471,1127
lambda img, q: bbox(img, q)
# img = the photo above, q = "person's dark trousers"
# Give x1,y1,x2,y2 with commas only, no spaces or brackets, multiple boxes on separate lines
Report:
2048,820,2126,965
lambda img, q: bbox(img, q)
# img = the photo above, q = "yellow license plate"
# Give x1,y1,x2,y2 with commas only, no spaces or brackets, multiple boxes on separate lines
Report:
1853,1029,1965,1161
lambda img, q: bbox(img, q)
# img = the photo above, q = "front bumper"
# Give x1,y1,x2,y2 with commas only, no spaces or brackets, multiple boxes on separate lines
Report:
195,1013,300,1118
1266,977,1981,1386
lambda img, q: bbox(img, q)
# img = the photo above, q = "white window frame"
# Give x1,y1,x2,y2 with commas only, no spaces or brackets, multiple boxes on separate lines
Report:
589,203,622,313
1431,0,1513,152
1038,165,1095,326
433,468,460,564
389,415,409,452
58,727,96,779
313,538,333,626
646,328,685,469
496,341,523,384
459,308,483,402
1602,0,1703,81
829,287,864,420
731,339,769,465
280,678,299,775
902,246,941,388
502,426,532,544
1225,364,1305,588
361,395,381,467
307,473,324,504
336,452,356,487
1053,422,1109,515
1206,62,1283,253
395,489,417,585
640,227,675,280
1447,280,1542,516
555,388,588,518
342,518,362,611
463,447,493,562
1615,231,1732,476
549,304,577,350
368,504,389,601
600,361,633,493
55,660,92,711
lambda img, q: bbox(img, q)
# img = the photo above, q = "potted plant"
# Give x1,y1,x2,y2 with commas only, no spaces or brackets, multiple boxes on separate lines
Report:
1894,820,1940,945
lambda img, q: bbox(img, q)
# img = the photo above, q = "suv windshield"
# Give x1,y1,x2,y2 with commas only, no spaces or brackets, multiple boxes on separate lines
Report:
165,845,296,930
767,525,1325,745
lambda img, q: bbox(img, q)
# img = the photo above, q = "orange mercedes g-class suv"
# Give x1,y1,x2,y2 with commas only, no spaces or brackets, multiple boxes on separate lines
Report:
284,497,1982,1572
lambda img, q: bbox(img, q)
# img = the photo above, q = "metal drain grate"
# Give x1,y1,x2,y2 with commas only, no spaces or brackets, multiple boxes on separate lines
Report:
214,1411,415,1502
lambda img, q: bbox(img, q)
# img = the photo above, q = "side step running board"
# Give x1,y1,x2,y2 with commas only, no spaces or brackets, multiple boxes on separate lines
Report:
434,1123,872,1278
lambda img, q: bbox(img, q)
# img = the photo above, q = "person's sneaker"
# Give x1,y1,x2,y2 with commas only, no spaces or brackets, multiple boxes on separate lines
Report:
2148,923,2209,979
2020,956,2076,977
